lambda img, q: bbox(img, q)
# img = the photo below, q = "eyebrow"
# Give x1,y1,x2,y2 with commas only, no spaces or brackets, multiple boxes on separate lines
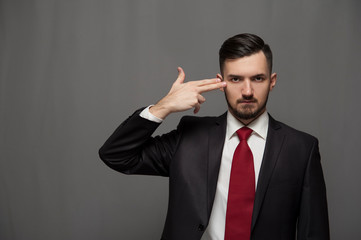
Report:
253,74,267,78
227,73,267,78
227,74,242,78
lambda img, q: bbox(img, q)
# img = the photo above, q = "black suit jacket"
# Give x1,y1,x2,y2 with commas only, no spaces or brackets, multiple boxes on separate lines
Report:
99,108,329,240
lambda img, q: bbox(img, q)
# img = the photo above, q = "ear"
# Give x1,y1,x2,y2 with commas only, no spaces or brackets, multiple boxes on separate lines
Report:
269,73,277,91
216,73,224,92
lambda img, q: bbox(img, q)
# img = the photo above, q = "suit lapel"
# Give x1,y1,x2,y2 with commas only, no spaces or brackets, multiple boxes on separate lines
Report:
206,112,227,217
251,115,285,230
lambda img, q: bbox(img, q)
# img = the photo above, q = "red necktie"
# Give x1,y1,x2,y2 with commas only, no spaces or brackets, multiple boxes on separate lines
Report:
225,127,255,240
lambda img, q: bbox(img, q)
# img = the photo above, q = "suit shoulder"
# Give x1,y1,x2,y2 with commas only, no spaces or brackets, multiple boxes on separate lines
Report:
274,119,318,143
177,114,223,131
180,115,218,123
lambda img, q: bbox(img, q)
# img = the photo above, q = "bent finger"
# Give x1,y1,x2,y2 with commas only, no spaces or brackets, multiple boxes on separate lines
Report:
198,94,206,104
193,103,201,114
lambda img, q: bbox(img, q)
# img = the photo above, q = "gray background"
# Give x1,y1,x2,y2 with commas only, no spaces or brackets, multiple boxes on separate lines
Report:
1,0,360,239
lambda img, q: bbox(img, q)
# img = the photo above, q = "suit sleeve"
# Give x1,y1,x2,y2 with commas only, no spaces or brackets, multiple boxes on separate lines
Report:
297,139,330,240
98,108,180,177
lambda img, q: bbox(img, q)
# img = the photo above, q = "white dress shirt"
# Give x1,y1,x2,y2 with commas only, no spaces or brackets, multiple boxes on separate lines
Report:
139,106,269,240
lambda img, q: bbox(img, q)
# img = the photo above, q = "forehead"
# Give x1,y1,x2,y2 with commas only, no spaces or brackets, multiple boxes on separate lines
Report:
223,51,269,76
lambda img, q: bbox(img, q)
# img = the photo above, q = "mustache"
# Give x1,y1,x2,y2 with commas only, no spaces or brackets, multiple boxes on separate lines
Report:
237,97,257,103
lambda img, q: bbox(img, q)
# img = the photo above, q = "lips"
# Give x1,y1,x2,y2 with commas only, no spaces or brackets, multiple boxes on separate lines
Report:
238,99,257,104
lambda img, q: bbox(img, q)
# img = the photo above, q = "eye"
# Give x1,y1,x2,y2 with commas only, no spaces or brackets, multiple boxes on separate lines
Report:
231,77,240,82
254,76,265,82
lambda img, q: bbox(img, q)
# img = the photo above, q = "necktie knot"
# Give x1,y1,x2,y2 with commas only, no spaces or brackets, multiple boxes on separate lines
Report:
236,127,253,141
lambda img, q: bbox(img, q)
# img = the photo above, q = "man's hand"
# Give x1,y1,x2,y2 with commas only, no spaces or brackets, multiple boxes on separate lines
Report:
149,67,226,119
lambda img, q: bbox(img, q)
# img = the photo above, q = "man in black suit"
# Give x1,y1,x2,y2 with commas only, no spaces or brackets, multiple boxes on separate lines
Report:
99,33,329,240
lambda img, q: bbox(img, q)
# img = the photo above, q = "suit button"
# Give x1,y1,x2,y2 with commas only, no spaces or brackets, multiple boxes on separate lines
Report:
198,224,205,231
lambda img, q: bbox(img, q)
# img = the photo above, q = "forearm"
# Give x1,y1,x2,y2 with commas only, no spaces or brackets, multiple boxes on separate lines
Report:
99,108,173,176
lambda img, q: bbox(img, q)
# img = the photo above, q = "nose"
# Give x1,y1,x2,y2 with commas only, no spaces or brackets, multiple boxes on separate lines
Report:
242,79,253,97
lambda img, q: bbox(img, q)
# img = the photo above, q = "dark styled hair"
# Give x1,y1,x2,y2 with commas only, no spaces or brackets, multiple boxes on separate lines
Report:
219,33,273,74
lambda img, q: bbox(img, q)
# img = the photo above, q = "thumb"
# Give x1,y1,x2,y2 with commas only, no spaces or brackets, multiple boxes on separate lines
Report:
174,67,185,85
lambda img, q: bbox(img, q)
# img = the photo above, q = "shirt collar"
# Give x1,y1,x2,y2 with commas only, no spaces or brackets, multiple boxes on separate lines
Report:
226,110,269,140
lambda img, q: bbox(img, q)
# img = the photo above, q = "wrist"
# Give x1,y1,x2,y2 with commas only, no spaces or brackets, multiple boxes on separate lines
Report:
149,103,172,119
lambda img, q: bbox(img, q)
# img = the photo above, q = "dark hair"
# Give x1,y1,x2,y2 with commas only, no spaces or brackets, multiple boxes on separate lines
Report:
219,33,273,74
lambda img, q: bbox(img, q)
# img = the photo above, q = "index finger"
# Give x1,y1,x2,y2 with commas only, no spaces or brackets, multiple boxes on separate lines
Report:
197,81,227,93
191,78,221,86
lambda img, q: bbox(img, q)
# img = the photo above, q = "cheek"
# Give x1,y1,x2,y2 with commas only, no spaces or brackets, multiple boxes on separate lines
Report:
225,88,238,100
256,88,270,101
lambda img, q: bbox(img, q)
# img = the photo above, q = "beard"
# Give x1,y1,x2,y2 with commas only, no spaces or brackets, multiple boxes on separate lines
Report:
225,92,269,122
